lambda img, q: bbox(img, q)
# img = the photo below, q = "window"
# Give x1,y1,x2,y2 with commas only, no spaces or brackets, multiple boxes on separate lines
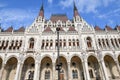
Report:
76,39,79,47
28,71,34,79
72,70,78,79
111,39,115,48
29,38,34,49
50,40,53,49
73,39,75,46
98,39,102,48
63,39,66,47
115,39,119,48
69,39,71,46
89,69,94,78
106,39,110,48
41,40,45,49
86,37,92,48
60,39,62,47
102,39,106,48
45,71,50,80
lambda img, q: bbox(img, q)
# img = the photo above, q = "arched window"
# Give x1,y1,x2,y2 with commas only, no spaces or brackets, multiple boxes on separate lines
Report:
69,39,71,47
45,70,50,80
86,37,92,48
111,39,115,48
72,70,78,79
98,39,102,48
60,39,62,47
73,39,75,46
55,39,58,48
50,40,53,49
115,39,119,48
102,39,106,48
106,39,110,48
63,39,66,48
29,38,34,49
45,40,49,49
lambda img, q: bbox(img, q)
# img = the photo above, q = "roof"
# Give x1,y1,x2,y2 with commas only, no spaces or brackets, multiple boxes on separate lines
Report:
105,25,112,30
68,26,76,31
43,26,53,32
15,27,25,32
94,26,102,30
50,14,68,22
58,26,64,31
4,27,13,32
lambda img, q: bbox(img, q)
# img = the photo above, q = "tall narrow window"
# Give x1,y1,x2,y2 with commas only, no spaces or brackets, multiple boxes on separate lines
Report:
89,69,94,78
72,70,78,79
73,39,75,46
69,39,71,46
106,39,110,48
98,39,102,48
45,40,49,49
111,39,115,48
115,39,119,48
55,39,58,48
41,40,45,49
45,71,50,80
60,39,62,47
86,37,92,48
29,38,34,49
102,39,106,48
76,39,79,47
50,40,53,49
63,39,66,48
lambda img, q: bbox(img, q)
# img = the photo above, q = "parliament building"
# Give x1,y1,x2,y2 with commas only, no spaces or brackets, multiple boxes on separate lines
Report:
0,3,120,80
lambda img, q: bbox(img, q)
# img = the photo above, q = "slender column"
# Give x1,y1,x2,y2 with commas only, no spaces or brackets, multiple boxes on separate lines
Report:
34,61,40,80
0,63,5,80
14,62,23,80
52,62,56,80
100,59,109,80
82,58,90,80
115,59,120,76
67,62,71,80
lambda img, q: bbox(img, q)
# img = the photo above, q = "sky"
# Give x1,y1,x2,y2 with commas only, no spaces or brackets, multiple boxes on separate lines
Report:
0,0,120,30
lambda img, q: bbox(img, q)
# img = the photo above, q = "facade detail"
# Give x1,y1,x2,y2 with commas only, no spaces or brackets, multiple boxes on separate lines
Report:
0,3,120,80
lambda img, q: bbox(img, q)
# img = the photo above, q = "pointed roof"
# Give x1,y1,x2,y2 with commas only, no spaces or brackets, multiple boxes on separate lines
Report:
74,2,79,17
58,26,64,31
43,26,53,32
105,25,112,30
4,26,13,32
39,3,44,17
68,26,76,31
94,26,102,30
50,14,68,22
116,25,120,30
15,27,25,32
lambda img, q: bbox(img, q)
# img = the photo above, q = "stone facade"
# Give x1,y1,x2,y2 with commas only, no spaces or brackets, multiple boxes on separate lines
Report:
0,3,120,80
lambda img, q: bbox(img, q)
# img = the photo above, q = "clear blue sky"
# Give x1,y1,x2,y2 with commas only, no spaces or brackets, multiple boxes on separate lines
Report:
0,0,120,30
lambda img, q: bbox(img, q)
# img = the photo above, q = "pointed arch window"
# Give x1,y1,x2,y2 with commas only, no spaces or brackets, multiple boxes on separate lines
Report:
45,70,50,80
69,39,71,46
86,37,92,48
73,39,76,46
115,39,119,48
102,39,106,48
29,38,34,49
76,39,79,47
111,39,115,48
28,71,34,79
50,39,53,49
106,39,110,48
41,40,45,49
63,39,66,48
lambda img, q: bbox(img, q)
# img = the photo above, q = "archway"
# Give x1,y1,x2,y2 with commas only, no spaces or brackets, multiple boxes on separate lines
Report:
88,56,102,80
71,56,84,80
56,56,68,80
20,57,35,80
104,55,119,79
40,57,52,80
2,57,17,80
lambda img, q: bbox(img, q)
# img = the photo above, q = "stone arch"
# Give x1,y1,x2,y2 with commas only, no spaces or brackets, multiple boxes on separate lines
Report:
104,55,119,79
2,57,18,80
71,56,84,80
5,55,18,64
22,55,35,63
55,54,68,63
55,56,68,80
87,55,102,80
20,57,35,80
87,53,99,61
103,53,115,61
40,54,53,63
40,56,52,80
70,54,82,62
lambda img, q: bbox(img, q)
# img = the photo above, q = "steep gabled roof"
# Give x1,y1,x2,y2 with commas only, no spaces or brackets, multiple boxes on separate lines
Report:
39,4,44,17
4,27,13,32
15,27,25,32
50,14,68,22
94,26,102,30
105,25,112,30
74,2,79,17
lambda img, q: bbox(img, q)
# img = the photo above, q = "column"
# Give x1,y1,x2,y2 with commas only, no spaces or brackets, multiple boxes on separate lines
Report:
52,62,56,80
115,60,120,76
34,61,40,80
82,59,90,80
67,62,71,80
0,63,5,80
14,62,23,80
100,59,109,80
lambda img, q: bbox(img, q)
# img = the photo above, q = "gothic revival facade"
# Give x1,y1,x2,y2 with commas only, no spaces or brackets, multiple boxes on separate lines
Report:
0,3,120,80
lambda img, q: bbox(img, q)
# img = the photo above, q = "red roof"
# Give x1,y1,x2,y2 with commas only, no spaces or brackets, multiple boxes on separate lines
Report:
68,26,76,31
105,25,112,30
50,14,68,22
94,26,102,30
74,10,79,17
5,27,13,32
43,26,52,32
117,25,120,30
58,26,64,31
15,27,25,32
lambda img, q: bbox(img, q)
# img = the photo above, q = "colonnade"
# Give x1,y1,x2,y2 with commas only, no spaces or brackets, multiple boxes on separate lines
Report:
0,54,120,80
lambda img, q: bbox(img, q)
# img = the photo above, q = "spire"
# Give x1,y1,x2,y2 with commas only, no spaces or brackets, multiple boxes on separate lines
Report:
74,1,79,17
39,1,44,17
